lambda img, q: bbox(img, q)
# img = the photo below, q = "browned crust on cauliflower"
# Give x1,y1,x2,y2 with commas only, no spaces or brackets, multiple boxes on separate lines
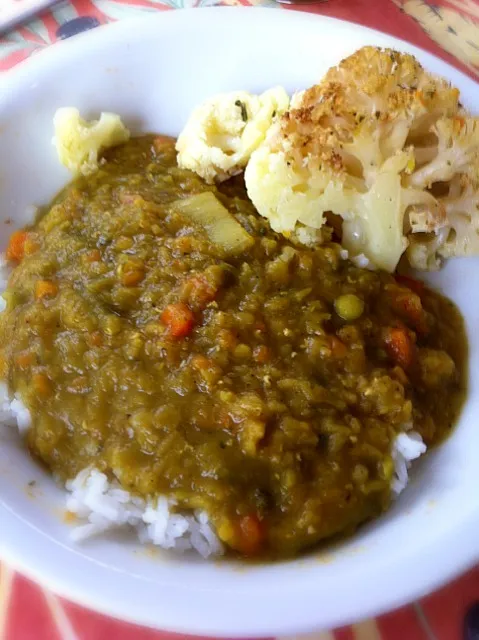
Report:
276,46,459,174
246,46,478,271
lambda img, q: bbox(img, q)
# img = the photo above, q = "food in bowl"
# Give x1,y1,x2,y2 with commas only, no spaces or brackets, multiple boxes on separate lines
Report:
0,46,472,560
0,135,467,558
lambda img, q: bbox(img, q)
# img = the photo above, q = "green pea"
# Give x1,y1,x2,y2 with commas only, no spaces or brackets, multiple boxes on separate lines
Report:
334,294,364,321
102,314,122,336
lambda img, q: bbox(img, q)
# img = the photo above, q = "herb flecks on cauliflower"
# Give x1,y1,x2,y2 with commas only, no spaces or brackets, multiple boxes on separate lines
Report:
53,108,130,176
246,46,479,272
176,88,290,184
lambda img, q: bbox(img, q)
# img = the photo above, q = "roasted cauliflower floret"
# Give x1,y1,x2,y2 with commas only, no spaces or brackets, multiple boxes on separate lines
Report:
322,45,459,122
440,177,479,258
407,117,479,189
407,118,479,266
53,108,130,176
176,88,289,183
245,46,479,272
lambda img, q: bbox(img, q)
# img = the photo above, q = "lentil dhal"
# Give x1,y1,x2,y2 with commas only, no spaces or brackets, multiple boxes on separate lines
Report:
0,136,467,558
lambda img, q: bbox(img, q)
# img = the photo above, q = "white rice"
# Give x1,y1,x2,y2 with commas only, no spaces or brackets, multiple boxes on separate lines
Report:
391,430,427,496
351,252,376,270
293,225,323,247
65,468,223,558
0,383,32,432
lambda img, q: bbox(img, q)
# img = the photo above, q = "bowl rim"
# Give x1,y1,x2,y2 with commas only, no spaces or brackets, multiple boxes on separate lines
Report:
1,7,479,636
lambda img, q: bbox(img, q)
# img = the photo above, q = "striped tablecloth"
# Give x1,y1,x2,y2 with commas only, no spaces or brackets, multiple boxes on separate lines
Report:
1,1,478,639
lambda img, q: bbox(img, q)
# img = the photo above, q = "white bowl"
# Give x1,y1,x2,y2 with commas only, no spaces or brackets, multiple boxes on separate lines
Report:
0,8,479,637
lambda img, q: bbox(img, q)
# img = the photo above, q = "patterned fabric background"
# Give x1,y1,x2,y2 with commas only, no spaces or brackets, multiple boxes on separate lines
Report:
1,1,479,639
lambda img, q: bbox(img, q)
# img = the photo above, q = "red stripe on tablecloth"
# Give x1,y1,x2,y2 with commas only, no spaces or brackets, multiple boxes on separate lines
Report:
334,626,355,640
61,598,170,640
38,10,60,42
66,0,109,24
439,0,479,20
0,48,37,71
62,597,275,640
419,566,479,640
100,0,172,9
0,563,14,639
376,605,429,640
283,0,477,81
17,25,45,44
5,574,61,640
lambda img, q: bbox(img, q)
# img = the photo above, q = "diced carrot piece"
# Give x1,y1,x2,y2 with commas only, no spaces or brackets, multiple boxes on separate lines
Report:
85,249,101,263
217,329,238,351
191,354,211,371
118,259,144,286
330,336,347,359
32,373,51,396
384,327,415,370
254,321,266,333
6,230,28,263
234,514,266,557
183,274,218,309
161,302,195,338
88,331,103,347
15,352,35,369
35,280,58,300
152,135,175,153
390,289,428,334
253,345,271,364
174,236,194,253
395,274,424,296
403,295,422,322
121,269,144,287
191,354,222,388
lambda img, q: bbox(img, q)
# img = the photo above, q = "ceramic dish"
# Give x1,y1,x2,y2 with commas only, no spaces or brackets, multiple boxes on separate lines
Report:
0,8,478,636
